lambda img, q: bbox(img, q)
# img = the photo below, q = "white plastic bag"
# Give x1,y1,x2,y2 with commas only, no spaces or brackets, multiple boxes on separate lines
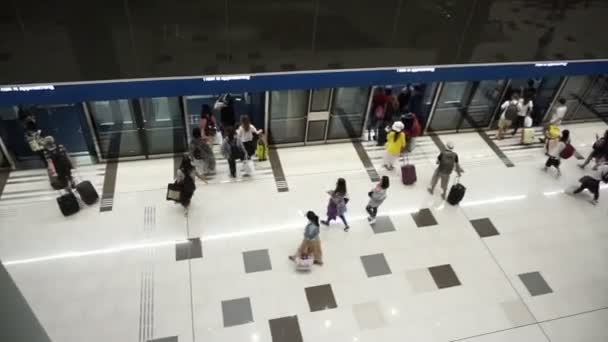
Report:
214,131,223,145
242,160,255,176
524,116,533,128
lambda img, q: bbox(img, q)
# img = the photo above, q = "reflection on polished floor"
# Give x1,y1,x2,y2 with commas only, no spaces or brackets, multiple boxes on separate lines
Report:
1,122,608,342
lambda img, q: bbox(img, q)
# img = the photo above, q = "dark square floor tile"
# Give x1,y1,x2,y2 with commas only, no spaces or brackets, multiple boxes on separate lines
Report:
222,297,254,327
360,253,392,278
304,284,337,312
428,264,461,289
411,208,438,227
269,315,303,342
519,272,553,296
370,216,396,234
147,337,177,342
176,238,202,261
470,218,500,238
243,249,272,273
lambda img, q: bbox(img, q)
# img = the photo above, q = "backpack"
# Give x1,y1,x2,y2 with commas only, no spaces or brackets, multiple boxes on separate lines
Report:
374,105,385,120
560,143,575,159
438,151,457,174
592,137,606,152
505,102,519,121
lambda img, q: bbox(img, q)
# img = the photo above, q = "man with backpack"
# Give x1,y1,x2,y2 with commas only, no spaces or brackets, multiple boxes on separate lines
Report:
427,142,464,199
497,93,522,140
44,136,75,189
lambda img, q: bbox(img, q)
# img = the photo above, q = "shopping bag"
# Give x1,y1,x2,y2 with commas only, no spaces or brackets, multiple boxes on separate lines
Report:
524,116,533,128
166,183,182,202
242,160,255,176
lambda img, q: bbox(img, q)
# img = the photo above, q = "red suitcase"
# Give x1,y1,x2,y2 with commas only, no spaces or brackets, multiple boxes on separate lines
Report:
401,156,417,185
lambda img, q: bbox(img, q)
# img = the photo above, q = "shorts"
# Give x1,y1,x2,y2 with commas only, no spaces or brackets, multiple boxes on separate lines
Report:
545,156,560,168
498,119,512,129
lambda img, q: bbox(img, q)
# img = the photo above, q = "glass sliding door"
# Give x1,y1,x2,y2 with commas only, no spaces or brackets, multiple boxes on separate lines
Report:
268,90,308,144
88,99,144,159
327,87,369,139
428,81,470,131
306,88,332,143
141,97,186,155
463,80,505,129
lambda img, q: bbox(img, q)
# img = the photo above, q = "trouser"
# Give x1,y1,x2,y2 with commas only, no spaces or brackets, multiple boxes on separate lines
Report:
327,214,348,226
365,205,378,218
580,151,600,168
574,176,600,200
512,116,525,135
243,141,255,159
383,152,398,168
430,169,450,194
295,239,323,262
228,158,241,177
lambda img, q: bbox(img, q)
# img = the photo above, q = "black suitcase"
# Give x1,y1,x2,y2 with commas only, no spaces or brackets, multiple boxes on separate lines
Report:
76,180,99,205
57,192,80,216
447,182,466,205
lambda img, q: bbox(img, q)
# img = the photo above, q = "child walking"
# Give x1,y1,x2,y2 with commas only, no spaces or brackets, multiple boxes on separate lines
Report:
543,129,571,177
321,178,350,231
366,176,390,224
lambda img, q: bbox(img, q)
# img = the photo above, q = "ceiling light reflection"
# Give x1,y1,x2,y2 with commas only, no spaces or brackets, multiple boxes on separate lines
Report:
3,239,189,266
460,195,527,207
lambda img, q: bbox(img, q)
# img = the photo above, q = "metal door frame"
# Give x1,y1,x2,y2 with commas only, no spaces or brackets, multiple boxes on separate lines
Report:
0,135,16,170
304,88,333,145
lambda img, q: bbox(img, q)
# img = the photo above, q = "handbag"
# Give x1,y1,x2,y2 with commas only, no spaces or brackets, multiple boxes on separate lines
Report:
166,183,183,202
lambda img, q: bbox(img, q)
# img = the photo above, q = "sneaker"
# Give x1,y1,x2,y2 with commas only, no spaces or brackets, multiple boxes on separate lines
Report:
427,187,434,195
344,226,350,232
441,193,446,200
288,255,295,262
367,216,372,222
556,170,562,177
321,220,329,226
313,260,324,266
590,199,598,206
578,164,586,169
369,218,377,224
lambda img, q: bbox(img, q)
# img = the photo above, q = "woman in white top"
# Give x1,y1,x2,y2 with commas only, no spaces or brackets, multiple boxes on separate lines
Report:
236,115,259,159
512,97,533,135
543,129,570,177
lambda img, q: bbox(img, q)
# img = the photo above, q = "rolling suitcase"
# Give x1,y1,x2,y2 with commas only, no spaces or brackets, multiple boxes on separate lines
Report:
76,180,99,205
57,191,80,216
447,179,466,205
401,156,417,185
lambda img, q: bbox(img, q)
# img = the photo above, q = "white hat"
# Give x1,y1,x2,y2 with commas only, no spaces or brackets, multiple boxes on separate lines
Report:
446,141,455,150
391,122,403,132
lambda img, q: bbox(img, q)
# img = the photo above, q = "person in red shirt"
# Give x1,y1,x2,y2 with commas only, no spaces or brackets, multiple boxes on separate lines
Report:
368,87,387,141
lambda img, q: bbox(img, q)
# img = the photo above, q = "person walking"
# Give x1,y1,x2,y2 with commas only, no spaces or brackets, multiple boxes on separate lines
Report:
221,126,247,178
427,142,464,199
368,87,387,141
366,176,390,224
497,93,522,140
383,121,406,170
219,96,236,136
44,136,75,189
541,98,567,143
174,155,196,215
512,97,533,136
401,112,421,152
570,162,608,205
543,129,570,177
579,130,608,170
198,104,218,144
236,115,259,159
321,178,350,231
289,211,323,266
189,127,215,179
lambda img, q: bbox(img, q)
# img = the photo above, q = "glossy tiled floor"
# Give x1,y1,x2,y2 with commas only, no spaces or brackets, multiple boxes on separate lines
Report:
1,122,608,342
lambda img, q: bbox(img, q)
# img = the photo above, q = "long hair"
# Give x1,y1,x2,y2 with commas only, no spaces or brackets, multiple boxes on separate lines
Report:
179,155,194,174
380,175,390,189
201,104,212,118
393,129,401,142
240,115,251,131
560,129,570,143
306,211,319,226
334,178,347,195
